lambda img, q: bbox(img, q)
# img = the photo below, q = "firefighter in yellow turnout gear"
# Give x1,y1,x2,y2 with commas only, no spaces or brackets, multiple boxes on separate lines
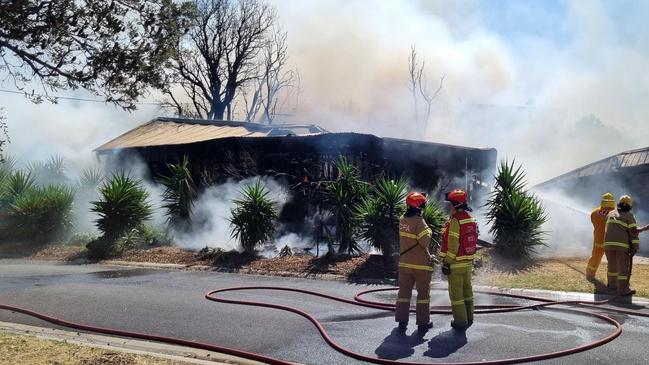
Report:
395,192,434,333
586,193,616,281
604,195,640,296
440,189,478,330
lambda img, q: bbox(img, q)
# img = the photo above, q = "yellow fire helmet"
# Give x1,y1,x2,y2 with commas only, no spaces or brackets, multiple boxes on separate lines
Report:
600,192,616,209
619,195,633,207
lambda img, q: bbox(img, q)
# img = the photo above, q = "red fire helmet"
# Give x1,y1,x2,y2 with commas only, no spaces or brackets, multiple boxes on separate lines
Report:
406,192,428,208
445,189,468,204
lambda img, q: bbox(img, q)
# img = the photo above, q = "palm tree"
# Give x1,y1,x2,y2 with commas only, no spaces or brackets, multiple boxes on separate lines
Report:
357,177,408,260
159,155,197,232
229,180,278,253
326,156,368,255
485,160,547,260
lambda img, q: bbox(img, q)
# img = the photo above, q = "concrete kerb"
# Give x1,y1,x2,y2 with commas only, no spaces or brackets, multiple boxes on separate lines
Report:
0,321,268,365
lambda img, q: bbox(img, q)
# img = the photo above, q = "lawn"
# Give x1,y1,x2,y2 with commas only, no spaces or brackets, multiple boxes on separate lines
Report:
475,253,649,299
0,332,188,365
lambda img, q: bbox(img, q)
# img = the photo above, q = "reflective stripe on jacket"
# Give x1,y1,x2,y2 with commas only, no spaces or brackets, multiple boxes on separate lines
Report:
398,215,432,271
604,210,640,251
440,210,478,266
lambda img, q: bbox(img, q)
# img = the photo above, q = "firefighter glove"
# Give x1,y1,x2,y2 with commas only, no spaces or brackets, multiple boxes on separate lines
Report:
442,264,451,275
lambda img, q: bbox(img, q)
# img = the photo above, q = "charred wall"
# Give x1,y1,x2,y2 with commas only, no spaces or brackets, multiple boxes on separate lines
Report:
101,133,497,235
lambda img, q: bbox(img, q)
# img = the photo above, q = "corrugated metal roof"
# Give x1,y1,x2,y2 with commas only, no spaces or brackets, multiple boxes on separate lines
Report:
536,146,649,188
95,117,328,151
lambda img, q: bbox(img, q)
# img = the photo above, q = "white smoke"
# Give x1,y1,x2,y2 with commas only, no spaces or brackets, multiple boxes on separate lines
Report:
171,177,291,251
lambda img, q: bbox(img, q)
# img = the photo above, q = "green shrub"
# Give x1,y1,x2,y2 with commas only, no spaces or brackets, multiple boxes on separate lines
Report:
229,180,278,253
69,232,100,245
78,167,104,190
357,177,408,258
279,245,293,257
159,155,196,232
7,184,75,243
117,225,170,249
485,160,548,260
29,155,69,186
326,156,368,255
88,173,152,259
0,171,35,209
422,198,446,254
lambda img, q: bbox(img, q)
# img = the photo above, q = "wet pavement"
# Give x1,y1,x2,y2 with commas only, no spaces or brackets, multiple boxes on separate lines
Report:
2,259,649,364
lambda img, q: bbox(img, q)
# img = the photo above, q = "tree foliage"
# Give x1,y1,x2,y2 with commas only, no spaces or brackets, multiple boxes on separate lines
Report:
0,0,194,110
162,0,296,121
485,160,548,260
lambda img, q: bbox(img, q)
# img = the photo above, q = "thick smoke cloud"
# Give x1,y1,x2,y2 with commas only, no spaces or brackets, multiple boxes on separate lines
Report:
2,1,648,255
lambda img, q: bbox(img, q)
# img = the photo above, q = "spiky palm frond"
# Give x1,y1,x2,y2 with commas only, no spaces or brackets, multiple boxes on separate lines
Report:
159,155,196,232
9,184,75,243
0,170,35,209
88,173,152,259
29,155,69,186
78,166,104,189
422,199,446,253
357,177,408,255
229,180,278,253
327,156,368,255
485,160,548,260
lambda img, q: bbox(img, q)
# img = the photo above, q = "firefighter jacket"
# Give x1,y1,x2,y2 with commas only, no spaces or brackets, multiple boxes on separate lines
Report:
591,207,609,248
604,210,640,251
440,210,478,266
398,215,433,271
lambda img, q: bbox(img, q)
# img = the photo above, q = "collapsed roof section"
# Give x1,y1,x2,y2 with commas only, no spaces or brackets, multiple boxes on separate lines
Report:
95,117,329,152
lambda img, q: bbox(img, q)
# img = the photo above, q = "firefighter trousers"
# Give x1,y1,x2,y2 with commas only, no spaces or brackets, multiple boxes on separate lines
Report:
447,262,474,325
395,267,431,325
605,249,631,294
586,245,604,279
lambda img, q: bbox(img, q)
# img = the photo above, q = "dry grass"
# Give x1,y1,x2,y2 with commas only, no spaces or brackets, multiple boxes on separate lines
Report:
0,332,189,365
475,251,649,299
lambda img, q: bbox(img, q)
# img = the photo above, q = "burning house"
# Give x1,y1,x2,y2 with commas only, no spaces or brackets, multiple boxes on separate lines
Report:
95,117,497,233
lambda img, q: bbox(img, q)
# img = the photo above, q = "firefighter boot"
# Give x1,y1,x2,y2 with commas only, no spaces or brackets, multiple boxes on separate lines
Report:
451,320,468,330
417,322,433,333
398,321,408,332
465,299,474,327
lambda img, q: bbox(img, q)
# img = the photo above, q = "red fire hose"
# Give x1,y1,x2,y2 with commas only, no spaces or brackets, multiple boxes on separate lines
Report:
2,286,648,365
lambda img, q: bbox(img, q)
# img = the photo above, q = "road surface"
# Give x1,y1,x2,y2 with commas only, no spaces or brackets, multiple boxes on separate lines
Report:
1,259,649,364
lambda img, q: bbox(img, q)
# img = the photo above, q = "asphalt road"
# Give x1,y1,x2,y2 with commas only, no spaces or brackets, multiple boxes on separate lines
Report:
2,259,649,365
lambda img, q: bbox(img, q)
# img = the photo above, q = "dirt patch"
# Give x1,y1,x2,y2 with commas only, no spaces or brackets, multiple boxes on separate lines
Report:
118,246,209,266
31,244,86,261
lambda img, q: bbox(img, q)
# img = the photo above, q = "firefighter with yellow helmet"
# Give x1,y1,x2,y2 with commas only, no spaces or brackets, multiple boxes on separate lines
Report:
395,192,433,333
604,195,640,296
586,192,616,281
440,189,478,330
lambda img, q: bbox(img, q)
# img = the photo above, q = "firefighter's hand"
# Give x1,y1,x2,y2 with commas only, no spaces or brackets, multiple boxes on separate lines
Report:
631,247,638,256
441,264,451,276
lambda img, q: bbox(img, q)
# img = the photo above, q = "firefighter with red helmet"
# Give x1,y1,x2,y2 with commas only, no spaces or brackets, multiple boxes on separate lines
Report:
395,192,434,333
440,189,478,330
